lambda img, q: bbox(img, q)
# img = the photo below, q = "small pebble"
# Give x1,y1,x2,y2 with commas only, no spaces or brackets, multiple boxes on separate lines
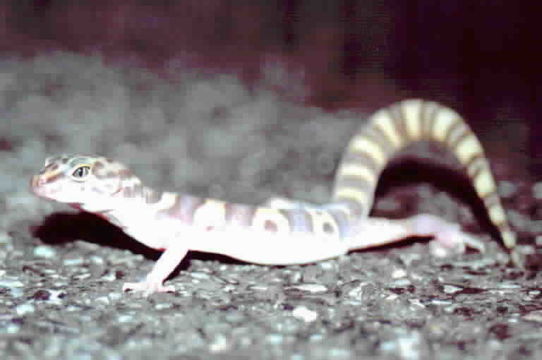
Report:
108,292,122,301
319,261,336,270
443,284,462,294
292,306,318,322
95,296,110,305
16,303,35,316
4,323,21,334
0,278,24,289
328,348,352,359
533,182,542,199
391,268,407,279
190,272,211,280
63,258,84,266
33,245,56,259
409,299,425,308
523,310,542,323
155,302,173,311
209,334,229,353
346,286,364,300
386,294,399,301
0,231,12,244
32,289,51,300
266,334,284,345
90,255,105,265
309,333,324,342
117,314,134,323
289,283,327,293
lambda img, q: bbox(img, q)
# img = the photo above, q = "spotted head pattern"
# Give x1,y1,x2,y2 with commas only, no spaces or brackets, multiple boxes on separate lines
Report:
31,155,144,211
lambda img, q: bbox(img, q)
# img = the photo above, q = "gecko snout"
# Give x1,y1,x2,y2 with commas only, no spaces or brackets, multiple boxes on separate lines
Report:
30,175,46,193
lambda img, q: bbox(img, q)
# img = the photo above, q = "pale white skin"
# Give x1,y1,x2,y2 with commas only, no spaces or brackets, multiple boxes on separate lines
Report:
121,206,482,295
31,157,484,295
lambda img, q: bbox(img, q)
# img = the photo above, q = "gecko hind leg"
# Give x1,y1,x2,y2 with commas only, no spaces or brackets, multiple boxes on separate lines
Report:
409,213,485,257
346,214,484,257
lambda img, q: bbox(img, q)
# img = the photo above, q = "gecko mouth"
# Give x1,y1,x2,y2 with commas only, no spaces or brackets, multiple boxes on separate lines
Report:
30,175,56,198
30,175,43,195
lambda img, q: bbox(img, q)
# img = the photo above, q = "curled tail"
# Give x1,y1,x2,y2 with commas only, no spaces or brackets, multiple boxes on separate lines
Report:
332,99,516,250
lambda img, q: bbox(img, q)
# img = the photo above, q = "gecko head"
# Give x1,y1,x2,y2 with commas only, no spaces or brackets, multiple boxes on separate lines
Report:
31,154,138,206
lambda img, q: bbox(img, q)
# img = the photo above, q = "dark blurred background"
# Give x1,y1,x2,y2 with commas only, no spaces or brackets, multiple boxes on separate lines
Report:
1,0,540,176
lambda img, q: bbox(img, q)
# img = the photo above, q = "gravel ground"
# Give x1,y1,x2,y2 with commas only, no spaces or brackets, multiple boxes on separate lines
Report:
1,53,541,359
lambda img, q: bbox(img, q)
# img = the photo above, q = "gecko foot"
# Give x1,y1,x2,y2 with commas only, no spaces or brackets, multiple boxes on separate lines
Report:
122,281,175,295
410,214,485,257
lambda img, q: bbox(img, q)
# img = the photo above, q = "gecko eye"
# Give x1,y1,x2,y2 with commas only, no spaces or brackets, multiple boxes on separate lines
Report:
72,165,91,180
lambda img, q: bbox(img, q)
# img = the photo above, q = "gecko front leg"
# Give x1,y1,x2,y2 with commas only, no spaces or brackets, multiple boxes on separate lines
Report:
122,242,188,295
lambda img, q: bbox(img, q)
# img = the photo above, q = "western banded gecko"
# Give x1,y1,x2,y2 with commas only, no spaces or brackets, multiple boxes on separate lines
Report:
31,99,516,295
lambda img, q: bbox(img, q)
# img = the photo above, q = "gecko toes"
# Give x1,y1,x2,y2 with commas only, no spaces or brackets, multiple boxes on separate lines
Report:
428,226,486,257
122,281,175,295
410,213,485,257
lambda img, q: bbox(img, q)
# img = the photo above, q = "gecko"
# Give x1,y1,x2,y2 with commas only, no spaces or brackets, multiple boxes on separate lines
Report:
30,99,517,295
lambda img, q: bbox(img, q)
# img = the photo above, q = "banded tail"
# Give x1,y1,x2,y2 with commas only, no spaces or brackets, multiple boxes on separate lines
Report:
332,99,516,249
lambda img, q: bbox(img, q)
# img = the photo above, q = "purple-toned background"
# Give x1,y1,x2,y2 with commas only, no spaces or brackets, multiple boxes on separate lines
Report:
1,3,541,359
1,0,540,174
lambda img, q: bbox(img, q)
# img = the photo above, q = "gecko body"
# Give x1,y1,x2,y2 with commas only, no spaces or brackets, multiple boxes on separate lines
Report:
31,99,516,294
